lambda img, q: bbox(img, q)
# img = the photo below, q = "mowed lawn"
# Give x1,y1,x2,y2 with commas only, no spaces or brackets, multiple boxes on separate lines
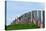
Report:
6,23,39,30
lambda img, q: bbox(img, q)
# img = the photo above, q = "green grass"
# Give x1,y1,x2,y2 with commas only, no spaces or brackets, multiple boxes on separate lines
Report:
6,23,39,30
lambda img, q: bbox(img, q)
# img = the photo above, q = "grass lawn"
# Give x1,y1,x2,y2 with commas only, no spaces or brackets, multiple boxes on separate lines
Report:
6,23,39,30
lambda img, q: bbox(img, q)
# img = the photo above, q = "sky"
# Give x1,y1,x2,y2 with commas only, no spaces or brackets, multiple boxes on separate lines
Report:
6,0,44,2
6,1,44,25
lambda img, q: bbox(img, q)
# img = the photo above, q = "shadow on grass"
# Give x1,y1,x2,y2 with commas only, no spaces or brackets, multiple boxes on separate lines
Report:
5,23,40,30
